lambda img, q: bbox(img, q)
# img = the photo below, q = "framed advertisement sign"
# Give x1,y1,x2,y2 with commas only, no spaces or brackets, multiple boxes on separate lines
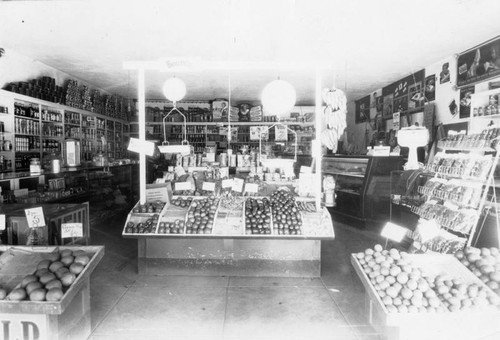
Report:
382,69,425,120
457,36,500,87
355,95,370,123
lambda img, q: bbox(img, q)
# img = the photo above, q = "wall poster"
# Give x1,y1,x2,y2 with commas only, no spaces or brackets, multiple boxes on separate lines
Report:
355,95,371,123
382,69,425,120
457,36,500,87
459,86,474,119
424,75,436,102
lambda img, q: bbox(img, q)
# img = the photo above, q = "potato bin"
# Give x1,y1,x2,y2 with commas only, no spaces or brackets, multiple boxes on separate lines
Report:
0,245,104,340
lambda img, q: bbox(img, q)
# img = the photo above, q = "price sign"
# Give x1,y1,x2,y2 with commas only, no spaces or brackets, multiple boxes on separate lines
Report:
202,182,216,191
175,182,192,191
61,223,83,238
232,178,244,193
245,183,259,193
222,179,233,188
127,138,155,156
0,215,5,231
381,222,407,242
24,207,46,229
175,166,186,177
300,166,312,173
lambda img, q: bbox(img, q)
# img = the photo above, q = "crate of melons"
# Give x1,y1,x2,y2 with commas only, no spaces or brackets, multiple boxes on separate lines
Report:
122,213,160,235
184,196,220,235
244,197,273,235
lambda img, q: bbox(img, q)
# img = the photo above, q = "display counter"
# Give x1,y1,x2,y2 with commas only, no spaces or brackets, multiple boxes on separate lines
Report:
323,155,404,226
123,195,334,277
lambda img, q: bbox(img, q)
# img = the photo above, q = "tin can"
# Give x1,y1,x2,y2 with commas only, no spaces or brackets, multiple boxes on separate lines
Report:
176,153,183,167
219,153,228,166
229,154,237,167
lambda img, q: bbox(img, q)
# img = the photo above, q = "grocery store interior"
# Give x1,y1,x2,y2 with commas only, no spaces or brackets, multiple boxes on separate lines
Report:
2,1,500,340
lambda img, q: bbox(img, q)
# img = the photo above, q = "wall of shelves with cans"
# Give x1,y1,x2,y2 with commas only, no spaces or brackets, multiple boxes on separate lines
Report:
129,100,316,156
0,89,129,172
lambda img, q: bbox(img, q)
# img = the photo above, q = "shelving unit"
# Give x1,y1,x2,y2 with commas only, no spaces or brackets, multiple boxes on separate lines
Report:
0,89,130,171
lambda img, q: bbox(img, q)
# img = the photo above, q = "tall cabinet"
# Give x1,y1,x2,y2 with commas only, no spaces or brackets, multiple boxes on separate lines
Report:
0,89,129,172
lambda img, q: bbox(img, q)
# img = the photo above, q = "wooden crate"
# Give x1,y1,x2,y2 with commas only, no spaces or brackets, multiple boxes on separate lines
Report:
351,254,500,340
0,245,104,340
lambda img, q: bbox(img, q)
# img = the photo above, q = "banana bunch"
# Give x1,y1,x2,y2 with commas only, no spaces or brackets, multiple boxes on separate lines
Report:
321,88,347,152
322,88,347,112
321,129,338,151
296,201,317,212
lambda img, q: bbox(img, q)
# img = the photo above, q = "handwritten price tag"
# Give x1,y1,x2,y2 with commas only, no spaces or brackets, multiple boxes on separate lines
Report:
381,222,407,243
0,215,5,231
202,182,216,191
61,223,83,238
222,179,233,188
175,182,192,191
232,178,245,193
25,207,46,229
175,166,186,177
245,183,259,193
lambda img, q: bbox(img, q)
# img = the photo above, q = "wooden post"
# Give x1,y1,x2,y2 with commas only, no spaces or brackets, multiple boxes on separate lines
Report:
315,70,322,211
137,68,146,205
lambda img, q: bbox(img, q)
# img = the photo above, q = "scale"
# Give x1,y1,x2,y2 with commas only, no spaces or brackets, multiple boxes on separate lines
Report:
397,126,429,170
157,104,193,156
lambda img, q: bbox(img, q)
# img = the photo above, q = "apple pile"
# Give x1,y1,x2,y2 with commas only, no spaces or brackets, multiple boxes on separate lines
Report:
124,215,159,234
2,249,91,302
270,190,302,235
455,246,500,296
132,201,165,214
185,197,219,234
170,197,193,209
430,274,500,311
245,198,272,235
355,245,440,313
157,220,185,234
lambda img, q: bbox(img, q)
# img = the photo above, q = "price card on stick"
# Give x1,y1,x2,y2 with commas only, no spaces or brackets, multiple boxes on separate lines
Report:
25,207,46,228
175,166,186,177
381,222,407,242
175,182,192,191
232,178,244,193
245,183,259,194
222,179,233,188
61,223,83,238
202,182,216,192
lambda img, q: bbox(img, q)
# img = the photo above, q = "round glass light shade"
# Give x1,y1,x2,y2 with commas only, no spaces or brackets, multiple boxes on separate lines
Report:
261,79,296,117
162,77,186,102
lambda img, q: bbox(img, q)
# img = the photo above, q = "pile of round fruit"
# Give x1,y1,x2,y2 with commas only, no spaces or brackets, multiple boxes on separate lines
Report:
124,215,159,234
2,249,91,302
455,246,500,296
132,201,165,214
185,197,219,234
270,190,302,235
245,198,272,235
355,245,500,313
157,220,185,234
170,197,193,208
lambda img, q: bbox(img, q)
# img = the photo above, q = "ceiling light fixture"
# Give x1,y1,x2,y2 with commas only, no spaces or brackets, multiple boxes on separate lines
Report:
162,77,186,103
261,79,296,117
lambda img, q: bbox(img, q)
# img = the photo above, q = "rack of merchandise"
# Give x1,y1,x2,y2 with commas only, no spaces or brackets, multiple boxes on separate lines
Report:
0,89,130,171
391,125,500,254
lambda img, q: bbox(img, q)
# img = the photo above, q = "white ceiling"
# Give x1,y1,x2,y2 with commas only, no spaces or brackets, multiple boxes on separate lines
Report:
1,0,500,105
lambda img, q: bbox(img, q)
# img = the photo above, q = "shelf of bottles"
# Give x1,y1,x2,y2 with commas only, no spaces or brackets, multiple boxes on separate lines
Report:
64,111,82,139
40,105,63,160
115,122,123,159
106,120,114,159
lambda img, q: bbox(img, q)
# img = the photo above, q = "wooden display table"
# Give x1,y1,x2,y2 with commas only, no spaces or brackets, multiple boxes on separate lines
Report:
351,254,500,340
0,245,104,340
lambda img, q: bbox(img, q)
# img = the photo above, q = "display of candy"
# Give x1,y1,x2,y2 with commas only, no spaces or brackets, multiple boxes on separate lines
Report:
438,127,500,149
425,153,493,180
157,220,185,234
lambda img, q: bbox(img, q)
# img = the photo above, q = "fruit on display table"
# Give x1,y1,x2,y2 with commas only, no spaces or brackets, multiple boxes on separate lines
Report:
354,245,500,313
271,190,302,235
132,201,166,214
245,198,272,235
455,246,500,296
158,220,185,234
170,197,193,209
186,197,219,234
4,249,90,302
124,214,159,234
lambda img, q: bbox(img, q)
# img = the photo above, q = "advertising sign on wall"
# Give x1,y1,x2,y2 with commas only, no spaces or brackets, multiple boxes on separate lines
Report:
457,36,500,87
355,95,370,123
382,69,425,120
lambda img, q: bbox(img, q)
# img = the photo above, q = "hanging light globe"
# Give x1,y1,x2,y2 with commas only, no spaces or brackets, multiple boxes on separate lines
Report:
162,77,186,102
261,79,296,117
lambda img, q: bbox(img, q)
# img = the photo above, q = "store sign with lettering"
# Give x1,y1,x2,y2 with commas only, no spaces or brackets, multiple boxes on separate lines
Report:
0,313,47,340
24,207,45,229
61,223,83,238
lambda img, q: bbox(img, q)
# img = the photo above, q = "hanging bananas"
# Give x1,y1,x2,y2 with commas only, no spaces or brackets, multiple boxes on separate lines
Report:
321,88,347,152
